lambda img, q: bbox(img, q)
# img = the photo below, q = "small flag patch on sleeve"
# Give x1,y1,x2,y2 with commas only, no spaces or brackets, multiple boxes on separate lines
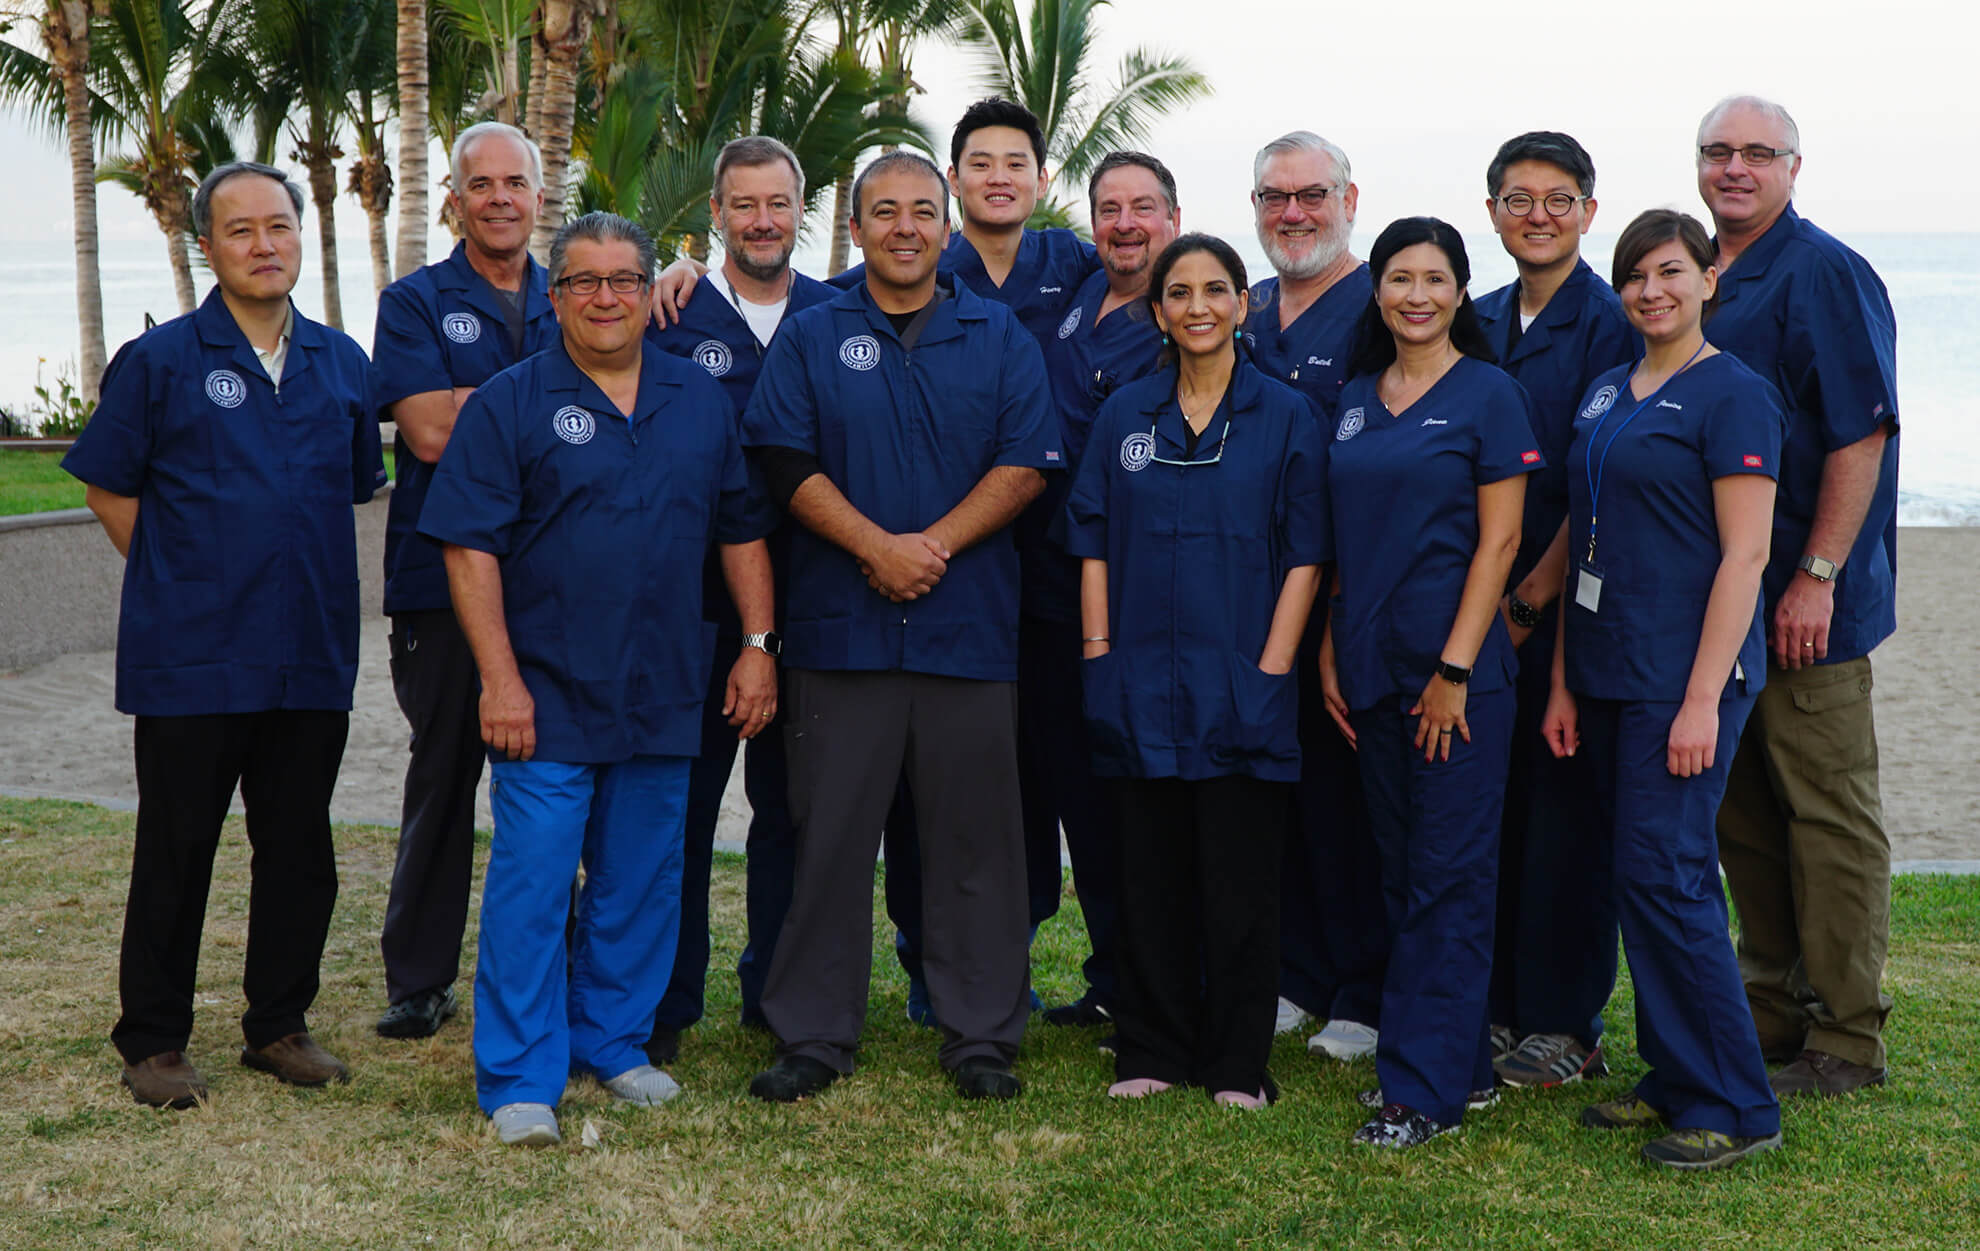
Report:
1520,449,1541,464
1045,450,1061,461
1743,454,1763,468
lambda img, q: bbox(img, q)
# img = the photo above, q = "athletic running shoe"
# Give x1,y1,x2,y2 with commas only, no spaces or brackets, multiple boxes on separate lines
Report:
1351,1103,1455,1149
1641,1127,1784,1171
602,1064,682,1106
491,1102,560,1147
1579,1093,1664,1130
1275,996,1314,1035
1489,1023,1518,1062
1495,1033,1610,1088
1357,1085,1497,1111
1308,1019,1378,1060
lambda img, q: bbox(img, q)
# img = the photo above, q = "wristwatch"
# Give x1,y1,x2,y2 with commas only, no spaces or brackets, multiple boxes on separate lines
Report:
1796,553,1838,583
1506,594,1544,630
1434,660,1472,685
742,631,782,658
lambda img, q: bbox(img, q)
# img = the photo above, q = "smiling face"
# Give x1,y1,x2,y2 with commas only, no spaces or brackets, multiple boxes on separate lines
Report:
1696,102,1800,237
713,159,801,282
1252,147,1357,281
1376,241,1461,350
1092,165,1180,291
1153,249,1249,361
851,165,949,298
1487,159,1595,274
550,238,653,361
198,172,302,306
452,131,543,263
1618,238,1717,347
949,124,1046,229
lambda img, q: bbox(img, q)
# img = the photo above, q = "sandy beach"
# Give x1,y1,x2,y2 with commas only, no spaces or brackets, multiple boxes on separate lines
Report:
1,528,1973,865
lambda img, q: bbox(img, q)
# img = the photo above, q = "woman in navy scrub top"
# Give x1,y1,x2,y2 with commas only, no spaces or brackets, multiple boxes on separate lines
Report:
1543,210,1785,1171
1064,234,1330,1108
1318,217,1541,1149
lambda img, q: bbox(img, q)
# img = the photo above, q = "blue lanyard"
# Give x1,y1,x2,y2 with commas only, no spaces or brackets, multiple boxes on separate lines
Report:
1583,342,1706,563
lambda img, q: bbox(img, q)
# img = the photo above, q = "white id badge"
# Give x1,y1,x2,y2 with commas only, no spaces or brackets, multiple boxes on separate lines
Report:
1574,563,1604,614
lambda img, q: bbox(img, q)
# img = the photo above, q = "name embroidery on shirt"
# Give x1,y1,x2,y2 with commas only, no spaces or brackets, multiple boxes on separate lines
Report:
1421,418,1448,427
1579,385,1617,421
442,312,481,344
552,405,596,445
1335,407,1364,441
1657,399,1683,411
839,335,880,371
1120,431,1155,472
205,369,247,409
693,340,733,377
1039,286,1063,295
1057,306,1082,339
1307,356,1332,366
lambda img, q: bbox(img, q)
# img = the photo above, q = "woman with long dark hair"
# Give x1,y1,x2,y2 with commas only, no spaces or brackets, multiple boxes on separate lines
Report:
1064,233,1329,1107
1318,216,1542,1147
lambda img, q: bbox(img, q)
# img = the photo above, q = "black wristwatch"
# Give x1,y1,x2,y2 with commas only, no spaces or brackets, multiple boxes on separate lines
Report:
742,631,782,658
1434,660,1472,685
1506,594,1544,630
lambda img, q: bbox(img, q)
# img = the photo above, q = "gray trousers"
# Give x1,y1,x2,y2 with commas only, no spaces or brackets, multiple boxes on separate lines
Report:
763,668,1030,1073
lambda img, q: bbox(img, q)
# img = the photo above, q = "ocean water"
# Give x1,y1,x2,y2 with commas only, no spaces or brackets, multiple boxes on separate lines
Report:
2,232,1976,525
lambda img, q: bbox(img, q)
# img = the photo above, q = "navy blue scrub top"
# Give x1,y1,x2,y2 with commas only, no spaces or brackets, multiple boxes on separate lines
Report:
418,340,770,764
1562,353,1787,703
742,280,1061,681
647,268,837,635
1022,268,1165,622
1063,362,1331,783
62,291,385,717
1325,355,1542,713
370,241,560,615
1474,259,1636,585
1243,263,1370,420
833,227,1098,348
1708,204,1900,664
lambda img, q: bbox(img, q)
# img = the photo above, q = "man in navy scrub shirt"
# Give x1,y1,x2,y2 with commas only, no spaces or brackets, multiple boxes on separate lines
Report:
419,213,776,1147
63,161,386,1108
1694,96,1901,1098
1242,130,1383,1060
1473,132,1636,1089
1026,151,1178,1031
741,152,1060,1103
370,121,560,1042
641,136,835,1064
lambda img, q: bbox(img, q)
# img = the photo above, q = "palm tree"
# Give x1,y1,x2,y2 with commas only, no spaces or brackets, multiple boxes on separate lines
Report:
527,0,607,258
955,0,1209,230
348,63,397,295
433,0,534,127
392,0,429,278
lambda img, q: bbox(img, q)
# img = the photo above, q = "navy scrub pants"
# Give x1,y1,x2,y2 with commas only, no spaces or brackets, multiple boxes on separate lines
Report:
1580,692,1780,1138
1352,686,1514,1127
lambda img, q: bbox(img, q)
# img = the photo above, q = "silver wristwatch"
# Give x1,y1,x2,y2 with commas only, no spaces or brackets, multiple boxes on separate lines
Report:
741,631,782,658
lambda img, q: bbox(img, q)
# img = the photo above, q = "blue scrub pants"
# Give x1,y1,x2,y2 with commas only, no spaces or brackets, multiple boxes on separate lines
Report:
1489,620,1617,1044
475,755,690,1113
1352,687,1514,1127
1579,693,1780,1138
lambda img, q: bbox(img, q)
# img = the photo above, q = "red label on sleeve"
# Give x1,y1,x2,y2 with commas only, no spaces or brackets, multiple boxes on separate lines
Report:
1743,454,1763,467
1520,450,1541,464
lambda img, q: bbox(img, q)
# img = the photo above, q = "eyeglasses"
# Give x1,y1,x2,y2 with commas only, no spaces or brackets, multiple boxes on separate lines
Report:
555,271,651,296
1150,411,1232,467
1698,143,1796,167
1253,185,1333,213
1496,192,1587,218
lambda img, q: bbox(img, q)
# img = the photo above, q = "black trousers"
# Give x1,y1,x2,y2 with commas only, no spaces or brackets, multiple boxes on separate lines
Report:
1112,775,1287,1094
380,610,488,1003
113,709,349,1063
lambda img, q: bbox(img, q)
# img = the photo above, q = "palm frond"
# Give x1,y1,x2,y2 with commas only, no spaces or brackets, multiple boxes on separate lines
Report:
1053,47,1208,185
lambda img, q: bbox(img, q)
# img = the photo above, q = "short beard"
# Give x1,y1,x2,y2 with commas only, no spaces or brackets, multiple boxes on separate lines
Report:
1257,215,1349,282
729,237,794,283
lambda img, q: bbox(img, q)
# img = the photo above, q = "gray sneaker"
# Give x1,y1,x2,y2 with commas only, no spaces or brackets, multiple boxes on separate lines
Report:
1308,1019,1378,1060
491,1101,560,1147
1496,1033,1610,1088
602,1064,683,1106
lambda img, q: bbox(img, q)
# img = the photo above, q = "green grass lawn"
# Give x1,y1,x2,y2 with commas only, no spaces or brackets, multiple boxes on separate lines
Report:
0,448,397,517
1,794,1974,1249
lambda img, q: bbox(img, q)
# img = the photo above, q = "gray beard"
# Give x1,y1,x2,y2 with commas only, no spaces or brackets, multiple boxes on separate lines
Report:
731,243,794,284
1259,225,1347,282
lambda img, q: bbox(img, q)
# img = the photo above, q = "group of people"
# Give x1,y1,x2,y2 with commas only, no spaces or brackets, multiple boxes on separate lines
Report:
62,88,1899,1174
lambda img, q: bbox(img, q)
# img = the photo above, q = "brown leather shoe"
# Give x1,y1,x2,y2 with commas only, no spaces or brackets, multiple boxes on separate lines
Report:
1769,1048,1887,1098
121,1050,209,1109
241,1032,350,1087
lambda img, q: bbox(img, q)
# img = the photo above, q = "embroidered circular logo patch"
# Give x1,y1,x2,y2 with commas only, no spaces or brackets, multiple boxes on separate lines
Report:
838,335,880,372
442,312,481,344
1580,385,1618,421
204,369,247,409
1335,407,1365,442
1120,430,1155,472
1057,305,1083,340
693,339,733,377
551,405,596,445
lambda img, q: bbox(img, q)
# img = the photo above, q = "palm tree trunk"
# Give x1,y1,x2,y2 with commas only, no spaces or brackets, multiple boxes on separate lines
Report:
393,0,430,279
828,172,853,277
350,152,394,295
528,0,595,260
306,154,344,329
50,1,106,403
163,216,196,315
524,33,548,138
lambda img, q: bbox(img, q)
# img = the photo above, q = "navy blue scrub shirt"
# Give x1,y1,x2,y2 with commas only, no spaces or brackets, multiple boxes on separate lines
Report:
1474,259,1637,586
62,291,386,716
1063,362,1332,784
1562,353,1787,702
834,227,1098,348
1021,267,1166,623
1706,204,1901,663
1244,264,1371,421
370,242,561,616
741,279,1061,682
1325,355,1543,713
417,340,772,764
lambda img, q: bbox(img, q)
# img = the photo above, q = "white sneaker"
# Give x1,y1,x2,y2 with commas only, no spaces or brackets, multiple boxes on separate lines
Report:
603,1064,683,1106
491,1101,561,1146
1274,996,1314,1035
1309,1018,1379,1060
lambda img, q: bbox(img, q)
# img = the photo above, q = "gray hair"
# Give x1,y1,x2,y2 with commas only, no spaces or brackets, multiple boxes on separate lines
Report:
850,151,949,223
546,212,657,289
1696,95,1801,155
453,121,543,189
191,162,306,239
1252,131,1352,192
715,135,805,204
